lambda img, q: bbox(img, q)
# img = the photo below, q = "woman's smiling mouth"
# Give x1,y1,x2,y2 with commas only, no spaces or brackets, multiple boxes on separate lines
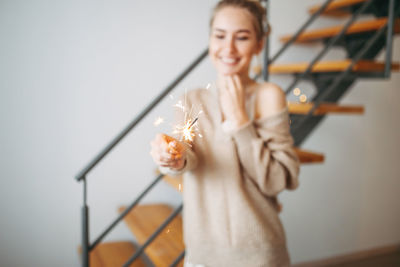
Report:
219,56,240,65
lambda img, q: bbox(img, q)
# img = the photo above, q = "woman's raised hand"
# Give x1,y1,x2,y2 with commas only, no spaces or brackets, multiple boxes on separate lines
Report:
219,74,249,127
150,133,186,170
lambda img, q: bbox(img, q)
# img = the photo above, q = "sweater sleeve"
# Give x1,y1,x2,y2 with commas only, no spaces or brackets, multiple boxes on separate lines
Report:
231,108,300,197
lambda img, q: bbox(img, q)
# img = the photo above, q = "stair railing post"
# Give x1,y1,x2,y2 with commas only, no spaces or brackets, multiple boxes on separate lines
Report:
384,0,395,77
81,177,90,267
261,0,270,81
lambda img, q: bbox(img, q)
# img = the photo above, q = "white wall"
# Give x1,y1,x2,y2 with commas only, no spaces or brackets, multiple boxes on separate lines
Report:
0,0,398,266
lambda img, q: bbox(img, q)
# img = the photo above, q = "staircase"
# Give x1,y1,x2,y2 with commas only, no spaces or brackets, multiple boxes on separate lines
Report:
118,205,185,267
75,0,400,266
279,0,400,146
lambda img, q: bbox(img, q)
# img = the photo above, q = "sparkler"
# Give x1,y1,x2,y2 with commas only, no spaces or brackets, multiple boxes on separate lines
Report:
173,113,201,143
170,87,204,143
188,117,198,128
154,87,206,144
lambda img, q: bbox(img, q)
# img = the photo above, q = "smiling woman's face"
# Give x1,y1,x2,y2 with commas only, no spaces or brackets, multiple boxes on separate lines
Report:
209,6,263,77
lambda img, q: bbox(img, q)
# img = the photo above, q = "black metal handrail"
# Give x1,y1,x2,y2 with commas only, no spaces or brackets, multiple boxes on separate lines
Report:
75,48,208,182
384,0,396,77
77,47,208,266
81,178,89,267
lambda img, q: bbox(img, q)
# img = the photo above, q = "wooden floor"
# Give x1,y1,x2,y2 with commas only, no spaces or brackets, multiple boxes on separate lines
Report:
330,251,400,267
295,249,400,267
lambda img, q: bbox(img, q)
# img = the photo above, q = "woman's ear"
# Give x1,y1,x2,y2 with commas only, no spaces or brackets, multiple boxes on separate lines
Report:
255,38,265,55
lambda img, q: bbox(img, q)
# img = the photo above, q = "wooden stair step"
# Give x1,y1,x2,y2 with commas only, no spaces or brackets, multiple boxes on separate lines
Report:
163,148,325,192
119,204,184,267
163,175,183,192
163,176,184,192
280,17,400,43
294,148,325,164
269,60,400,74
288,102,364,115
309,0,368,17
78,241,146,267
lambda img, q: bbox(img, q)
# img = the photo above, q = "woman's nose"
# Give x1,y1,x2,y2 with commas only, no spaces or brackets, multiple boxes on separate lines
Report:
224,37,236,53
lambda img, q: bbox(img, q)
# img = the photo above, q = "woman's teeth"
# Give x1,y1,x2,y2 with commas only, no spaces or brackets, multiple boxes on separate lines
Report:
221,57,238,64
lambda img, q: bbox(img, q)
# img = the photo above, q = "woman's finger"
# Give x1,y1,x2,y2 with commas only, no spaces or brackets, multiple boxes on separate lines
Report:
150,133,185,169
152,152,176,166
226,75,239,98
150,150,165,165
232,75,243,93
157,147,183,162
156,155,183,168
224,76,234,92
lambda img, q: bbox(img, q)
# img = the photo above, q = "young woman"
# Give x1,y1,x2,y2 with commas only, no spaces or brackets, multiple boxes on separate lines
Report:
150,1,300,266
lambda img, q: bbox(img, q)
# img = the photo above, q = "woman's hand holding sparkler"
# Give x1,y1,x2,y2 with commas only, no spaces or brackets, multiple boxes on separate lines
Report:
150,133,187,170
219,75,249,128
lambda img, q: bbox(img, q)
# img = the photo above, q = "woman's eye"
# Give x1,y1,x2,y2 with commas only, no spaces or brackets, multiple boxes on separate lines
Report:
214,34,224,39
237,36,249,41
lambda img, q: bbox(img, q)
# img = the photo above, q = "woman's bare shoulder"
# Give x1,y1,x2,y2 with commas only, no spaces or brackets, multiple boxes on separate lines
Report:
254,82,287,119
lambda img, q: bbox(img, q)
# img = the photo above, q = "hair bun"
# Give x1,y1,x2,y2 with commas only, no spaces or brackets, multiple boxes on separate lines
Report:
210,0,268,41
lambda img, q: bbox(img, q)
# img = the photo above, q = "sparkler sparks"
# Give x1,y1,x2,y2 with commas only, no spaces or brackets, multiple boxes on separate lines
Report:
174,100,185,111
170,89,203,143
173,115,201,143
153,116,164,126
154,89,204,144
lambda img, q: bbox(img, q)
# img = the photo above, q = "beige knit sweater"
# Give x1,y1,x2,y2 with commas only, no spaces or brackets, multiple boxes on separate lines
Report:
160,87,300,267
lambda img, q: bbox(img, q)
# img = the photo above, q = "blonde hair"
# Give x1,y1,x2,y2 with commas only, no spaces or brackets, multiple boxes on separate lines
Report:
210,0,269,41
